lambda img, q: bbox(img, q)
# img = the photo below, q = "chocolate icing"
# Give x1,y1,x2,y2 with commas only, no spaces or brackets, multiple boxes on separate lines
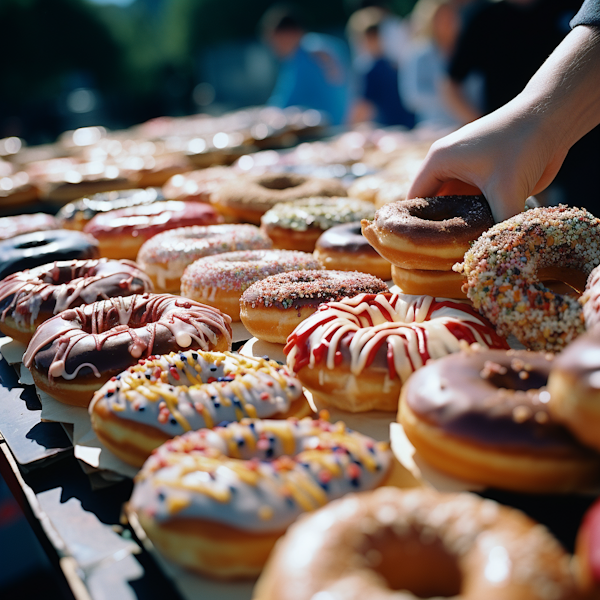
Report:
370,196,494,246
315,221,381,256
0,230,99,280
405,348,592,454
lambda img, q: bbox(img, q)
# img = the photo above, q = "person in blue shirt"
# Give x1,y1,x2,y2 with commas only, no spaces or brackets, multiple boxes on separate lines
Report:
262,7,351,127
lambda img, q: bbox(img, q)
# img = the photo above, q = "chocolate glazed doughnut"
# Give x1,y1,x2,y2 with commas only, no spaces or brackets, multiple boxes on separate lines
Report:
399,347,600,492
0,230,99,280
361,196,494,270
314,221,392,280
23,294,232,407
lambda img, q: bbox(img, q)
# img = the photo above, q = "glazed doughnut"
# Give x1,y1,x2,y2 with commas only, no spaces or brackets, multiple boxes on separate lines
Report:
211,172,346,224
136,224,272,293
83,200,221,260
0,213,59,241
260,197,374,252
361,196,494,270
399,347,600,492
57,188,164,230
548,326,600,454
314,221,392,280
23,294,232,407
0,230,99,280
240,270,389,344
181,249,322,321
128,416,404,578
90,350,311,467
284,293,508,412
458,205,600,351
0,259,153,345
391,264,466,299
162,167,237,203
255,487,578,600
575,497,600,599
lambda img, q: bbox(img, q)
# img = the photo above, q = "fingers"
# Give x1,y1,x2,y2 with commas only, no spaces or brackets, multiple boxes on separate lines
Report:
405,159,447,200
437,181,482,196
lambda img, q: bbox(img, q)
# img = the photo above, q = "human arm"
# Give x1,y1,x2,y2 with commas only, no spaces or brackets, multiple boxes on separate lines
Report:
407,24,600,222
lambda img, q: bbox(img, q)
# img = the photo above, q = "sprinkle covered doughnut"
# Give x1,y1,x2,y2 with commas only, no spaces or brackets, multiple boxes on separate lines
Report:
458,205,600,352
240,270,389,344
128,417,403,578
361,196,495,270
90,350,310,467
399,347,600,492
136,224,272,292
255,487,578,600
0,213,59,241
84,200,221,260
23,294,232,407
285,293,508,412
314,221,392,280
260,197,374,252
211,172,346,224
181,249,322,321
0,259,153,345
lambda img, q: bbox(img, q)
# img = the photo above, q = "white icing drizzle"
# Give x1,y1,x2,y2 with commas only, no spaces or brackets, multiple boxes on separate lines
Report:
22,294,232,381
285,293,508,381
129,417,391,532
89,350,305,436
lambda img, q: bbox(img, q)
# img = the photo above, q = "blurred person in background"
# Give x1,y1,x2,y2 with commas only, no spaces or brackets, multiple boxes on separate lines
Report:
347,7,415,127
401,0,483,130
262,5,352,126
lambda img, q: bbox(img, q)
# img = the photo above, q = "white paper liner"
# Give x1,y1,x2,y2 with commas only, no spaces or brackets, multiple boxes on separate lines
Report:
238,337,286,363
231,322,251,344
0,337,27,365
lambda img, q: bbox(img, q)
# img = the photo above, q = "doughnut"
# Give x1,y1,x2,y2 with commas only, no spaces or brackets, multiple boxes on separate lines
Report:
284,292,508,412
83,200,222,260
0,259,153,345
260,197,374,252
457,205,600,352
23,294,232,407
127,416,404,578
399,347,600,492
255,487,578,600
347,172,408,207
361,196,495,270
0,230,99,281
90,350,311,467
162,167,237,203
0,213,59,241
136,224,272,293
314,221,392,280
240,270,389,345
126,152,192,189
0,172,40,208
575,497,600,598
181,249,322,321
391,264,466,298
547,326,600,454
57,188,164,230
211,172,346,224
581,263,600,329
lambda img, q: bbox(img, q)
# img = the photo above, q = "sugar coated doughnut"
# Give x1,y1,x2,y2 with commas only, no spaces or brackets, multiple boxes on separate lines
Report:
548,327,600,454
128,417,401,578
181,249,322,321
240,270,389,344
361,196,494,270
90,350,310,467
57,188,164,230
260,196,374,252
314,221,392,280
84,200,221,260
162,167,237,203
0,259,153,345
400,347,600,492
0,213,59,241
211,172,346,224
255,487,578,600
458,205,600,351
23,294,232,407
575,497,600,598
285,293,508,412
391,264,466,298
136,224,272,292
0,230,99,280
